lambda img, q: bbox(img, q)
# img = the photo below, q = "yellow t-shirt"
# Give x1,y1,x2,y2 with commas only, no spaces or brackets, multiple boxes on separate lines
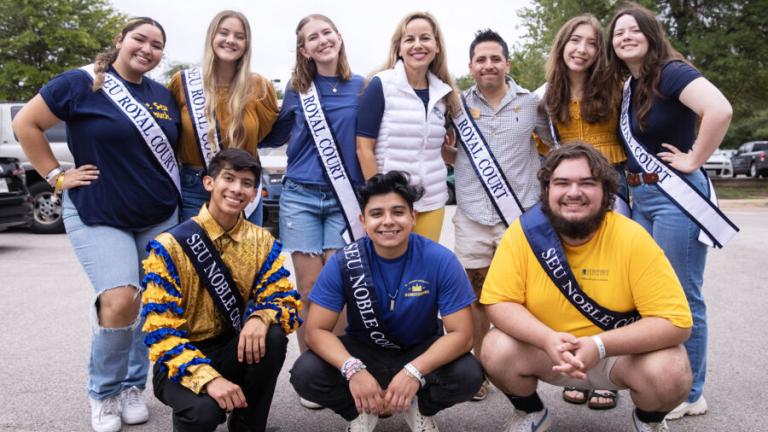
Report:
169,71,279,167
481,211,691,337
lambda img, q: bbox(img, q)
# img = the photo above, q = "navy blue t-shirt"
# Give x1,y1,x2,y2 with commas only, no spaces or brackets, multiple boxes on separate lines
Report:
309,234,475,347
356,76,430,138
260,75,364,187
627,61,702,173
40,67,180,228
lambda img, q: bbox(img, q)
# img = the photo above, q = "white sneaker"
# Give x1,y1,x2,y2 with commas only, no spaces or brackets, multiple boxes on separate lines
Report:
503,408,551,432
665,396,708,420
89,396,122,432
119,386,149,425
299,396,324,409
404,400,439,432
633,411,670,431
346,412,378,432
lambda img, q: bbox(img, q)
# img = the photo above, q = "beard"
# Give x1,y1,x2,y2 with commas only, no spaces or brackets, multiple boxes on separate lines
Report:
541,197,608,241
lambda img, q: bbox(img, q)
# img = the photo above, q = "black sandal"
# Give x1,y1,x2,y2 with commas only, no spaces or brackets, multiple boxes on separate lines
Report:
587,389,618,410
562,387,589,404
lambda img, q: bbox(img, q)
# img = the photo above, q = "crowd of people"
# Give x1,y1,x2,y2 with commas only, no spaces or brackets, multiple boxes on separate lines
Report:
11,2,737,432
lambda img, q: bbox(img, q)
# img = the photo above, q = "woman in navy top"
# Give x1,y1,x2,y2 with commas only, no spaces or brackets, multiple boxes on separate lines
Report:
607,4,732,421
259,14,364,374
13,17,180,432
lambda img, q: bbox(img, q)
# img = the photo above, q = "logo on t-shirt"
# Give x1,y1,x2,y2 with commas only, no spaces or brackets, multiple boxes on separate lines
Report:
580,268,609,281
147,102,171,121
404,280,431,297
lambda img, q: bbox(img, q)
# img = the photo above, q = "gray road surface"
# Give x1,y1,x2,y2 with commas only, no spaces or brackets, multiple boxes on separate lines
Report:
0,204,765,431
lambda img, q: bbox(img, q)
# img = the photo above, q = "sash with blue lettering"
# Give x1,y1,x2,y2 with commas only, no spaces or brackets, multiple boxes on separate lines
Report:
299,82,364,243
620,78,738,247
452,96,524,226
339,239,402,349
80,64,181,194
169,220,244,333
180,68,261,218
520,203,641,330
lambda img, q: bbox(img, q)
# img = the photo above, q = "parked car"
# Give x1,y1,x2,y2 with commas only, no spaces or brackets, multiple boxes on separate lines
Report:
0,157,34,231
731,141,768,178
0,102,72,233
703,149,733,177
259,147,286,238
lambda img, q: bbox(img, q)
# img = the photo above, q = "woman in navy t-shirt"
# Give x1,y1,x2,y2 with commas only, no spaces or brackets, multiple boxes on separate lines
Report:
259,15,364,405
12,17,180,431
607,4,732,421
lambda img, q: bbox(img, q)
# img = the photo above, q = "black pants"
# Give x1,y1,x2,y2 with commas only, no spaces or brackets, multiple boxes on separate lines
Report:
290,335,484,421
153,325,288,432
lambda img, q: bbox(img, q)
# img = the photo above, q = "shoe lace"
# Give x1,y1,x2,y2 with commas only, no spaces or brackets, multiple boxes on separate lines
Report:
122,386,143,407
99,397,121,419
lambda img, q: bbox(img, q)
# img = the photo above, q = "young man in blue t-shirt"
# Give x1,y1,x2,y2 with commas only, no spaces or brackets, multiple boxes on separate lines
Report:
290,171,483,432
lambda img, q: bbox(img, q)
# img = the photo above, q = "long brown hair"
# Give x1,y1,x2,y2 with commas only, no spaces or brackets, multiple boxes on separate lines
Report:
201,10,268,150
291,14,352,93
375,11,460,116
543,14,617,124
606,3,687,129
92,17,166,91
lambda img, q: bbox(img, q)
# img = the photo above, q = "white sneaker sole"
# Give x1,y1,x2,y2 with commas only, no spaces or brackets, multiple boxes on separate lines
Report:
666,398,708,420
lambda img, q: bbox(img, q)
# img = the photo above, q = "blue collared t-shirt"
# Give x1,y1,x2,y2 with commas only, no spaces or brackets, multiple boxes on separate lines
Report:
309,234,475,347
260,75,365,187
40,66,180,228
627,61,702,173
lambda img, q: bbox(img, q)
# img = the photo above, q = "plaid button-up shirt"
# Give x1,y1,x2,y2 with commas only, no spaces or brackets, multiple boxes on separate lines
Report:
455,79,551,226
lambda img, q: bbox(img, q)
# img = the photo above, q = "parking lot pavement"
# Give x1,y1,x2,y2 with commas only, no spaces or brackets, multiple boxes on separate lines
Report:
0,204,765,431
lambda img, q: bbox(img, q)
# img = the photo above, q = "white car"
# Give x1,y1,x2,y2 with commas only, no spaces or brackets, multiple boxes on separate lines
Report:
703,149,733,177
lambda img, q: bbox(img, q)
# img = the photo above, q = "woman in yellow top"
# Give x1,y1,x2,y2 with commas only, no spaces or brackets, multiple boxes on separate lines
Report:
169,10,278,224
540,14,625,411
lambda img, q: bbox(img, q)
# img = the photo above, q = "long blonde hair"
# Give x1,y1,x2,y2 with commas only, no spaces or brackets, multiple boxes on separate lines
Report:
201,10,268,150
291,14,352,93
377,11,459,116
92,17,166,91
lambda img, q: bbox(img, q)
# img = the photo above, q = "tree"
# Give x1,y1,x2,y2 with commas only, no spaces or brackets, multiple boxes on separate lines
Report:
510,0,768,147
0,0,124,101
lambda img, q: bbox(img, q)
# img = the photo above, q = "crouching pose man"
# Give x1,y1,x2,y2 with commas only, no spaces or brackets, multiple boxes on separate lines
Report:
141,148,302,432
480,144,692,432
290,171,483,432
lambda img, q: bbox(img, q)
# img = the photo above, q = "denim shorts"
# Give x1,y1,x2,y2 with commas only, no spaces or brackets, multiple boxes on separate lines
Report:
62,191,179,294
279,178,346,254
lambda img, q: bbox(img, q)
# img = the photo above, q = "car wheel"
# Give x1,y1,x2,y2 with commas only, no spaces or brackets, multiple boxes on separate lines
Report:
28,181,65,234
749,162,757,178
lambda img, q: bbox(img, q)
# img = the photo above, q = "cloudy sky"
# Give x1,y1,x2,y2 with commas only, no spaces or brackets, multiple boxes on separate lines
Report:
110,0,532,88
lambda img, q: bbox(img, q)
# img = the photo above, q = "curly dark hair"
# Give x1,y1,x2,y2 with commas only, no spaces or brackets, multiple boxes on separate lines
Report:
357,171,425,211
538,143,618,212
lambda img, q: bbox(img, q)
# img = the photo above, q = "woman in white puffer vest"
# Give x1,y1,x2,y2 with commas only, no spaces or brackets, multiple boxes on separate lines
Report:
356,11,459,242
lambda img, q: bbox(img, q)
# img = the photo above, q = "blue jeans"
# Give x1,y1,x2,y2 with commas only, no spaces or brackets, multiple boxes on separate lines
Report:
630,170,708,402
180,166,263,225
62,192,179,399
279,178,346,254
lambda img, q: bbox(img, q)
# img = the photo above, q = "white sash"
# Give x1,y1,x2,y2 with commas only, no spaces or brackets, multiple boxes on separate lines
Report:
299,82,364,242
619,79,738,248
81,64,180,194
452,99,524,226
180,68,260,218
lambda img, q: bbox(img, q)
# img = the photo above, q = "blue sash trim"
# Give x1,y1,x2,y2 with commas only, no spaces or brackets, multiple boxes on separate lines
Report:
520,203,641,331
146,240,181,287
141,302,184,317
339,239,402,349
169,220,245,333
141,273,182,299
173,357,213,383
144,328,188,346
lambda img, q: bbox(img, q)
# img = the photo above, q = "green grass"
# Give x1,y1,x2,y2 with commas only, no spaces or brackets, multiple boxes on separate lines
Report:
712,179,768,199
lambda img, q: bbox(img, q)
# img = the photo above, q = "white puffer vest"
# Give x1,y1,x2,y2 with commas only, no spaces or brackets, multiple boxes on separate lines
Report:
374,60,451,212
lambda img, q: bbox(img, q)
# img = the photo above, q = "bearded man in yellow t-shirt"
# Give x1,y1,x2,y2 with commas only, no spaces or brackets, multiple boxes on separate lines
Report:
479,143,692,432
